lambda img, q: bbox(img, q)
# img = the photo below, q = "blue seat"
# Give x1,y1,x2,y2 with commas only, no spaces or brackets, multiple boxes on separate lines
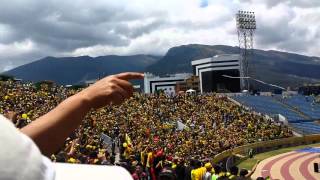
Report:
289,121,320,134
232,95,320,135
281,95,320,119
232,95,304,122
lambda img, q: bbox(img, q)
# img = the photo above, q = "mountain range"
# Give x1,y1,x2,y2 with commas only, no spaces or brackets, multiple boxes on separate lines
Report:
3,44,320,88
4,55,160,85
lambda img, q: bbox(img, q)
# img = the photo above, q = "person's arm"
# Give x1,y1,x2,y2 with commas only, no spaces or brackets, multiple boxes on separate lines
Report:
21,72,144,156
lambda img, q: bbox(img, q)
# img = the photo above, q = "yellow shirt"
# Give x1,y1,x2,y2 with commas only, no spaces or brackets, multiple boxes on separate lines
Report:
146,152,153,168
197,167,206,180
192,167,207,180
140,152,145,166
123,147,132,159
191,169,196,180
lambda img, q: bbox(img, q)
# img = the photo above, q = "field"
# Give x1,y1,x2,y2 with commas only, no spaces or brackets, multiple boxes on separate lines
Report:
237,143,320,170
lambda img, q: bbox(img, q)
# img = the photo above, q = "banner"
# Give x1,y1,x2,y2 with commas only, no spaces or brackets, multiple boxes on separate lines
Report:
176,120,188,131
101,133,112,146
125,133,132,147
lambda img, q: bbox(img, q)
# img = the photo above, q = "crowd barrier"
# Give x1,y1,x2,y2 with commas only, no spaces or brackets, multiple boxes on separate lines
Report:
212,134,320,165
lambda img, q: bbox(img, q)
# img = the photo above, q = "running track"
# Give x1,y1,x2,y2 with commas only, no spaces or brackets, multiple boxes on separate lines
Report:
252,147,320,180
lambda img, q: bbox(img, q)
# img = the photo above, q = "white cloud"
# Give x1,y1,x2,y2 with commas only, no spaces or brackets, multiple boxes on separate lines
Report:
0,0,320,72
0,39,35,57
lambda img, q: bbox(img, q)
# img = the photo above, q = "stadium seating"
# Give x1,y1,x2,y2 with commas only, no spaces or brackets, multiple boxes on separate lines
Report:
232,95,320,135
279,95,320,119
232,95,304,122
290,121,320,134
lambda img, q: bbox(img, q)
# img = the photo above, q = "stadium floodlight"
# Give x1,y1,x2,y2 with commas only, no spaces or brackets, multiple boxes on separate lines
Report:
236,10,256,91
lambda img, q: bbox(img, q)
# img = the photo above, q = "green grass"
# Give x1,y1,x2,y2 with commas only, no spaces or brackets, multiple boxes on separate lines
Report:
237,143,320,170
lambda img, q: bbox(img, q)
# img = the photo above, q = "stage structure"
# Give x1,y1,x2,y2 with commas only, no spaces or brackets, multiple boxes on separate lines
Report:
191,54,241,93
236,10,256,90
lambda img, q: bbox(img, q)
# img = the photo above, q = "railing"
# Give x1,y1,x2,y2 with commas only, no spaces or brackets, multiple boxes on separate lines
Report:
212,134,320,164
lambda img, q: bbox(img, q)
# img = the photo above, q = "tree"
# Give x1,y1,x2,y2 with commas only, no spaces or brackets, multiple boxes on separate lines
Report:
0,74,15,81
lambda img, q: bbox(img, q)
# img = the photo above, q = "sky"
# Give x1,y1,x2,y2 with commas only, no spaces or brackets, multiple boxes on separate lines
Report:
0,0,320,72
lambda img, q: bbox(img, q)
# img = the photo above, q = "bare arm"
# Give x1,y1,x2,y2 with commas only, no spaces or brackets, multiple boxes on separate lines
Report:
21,72,144,156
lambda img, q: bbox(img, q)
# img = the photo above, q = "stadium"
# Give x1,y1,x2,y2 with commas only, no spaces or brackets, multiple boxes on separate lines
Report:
1,2,320,180
1,55,320,180
1,70,320,180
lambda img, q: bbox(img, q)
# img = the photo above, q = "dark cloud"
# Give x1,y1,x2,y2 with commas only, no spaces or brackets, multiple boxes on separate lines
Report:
114,18,167,39
255,12,296,47
241,0,320,8
0,0,171,72
240,0,281,8
0,0,166,50
288,0,320,8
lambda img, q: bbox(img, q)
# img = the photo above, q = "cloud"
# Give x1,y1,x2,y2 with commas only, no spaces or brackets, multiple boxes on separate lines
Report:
0,0,320,72
240,0,320,8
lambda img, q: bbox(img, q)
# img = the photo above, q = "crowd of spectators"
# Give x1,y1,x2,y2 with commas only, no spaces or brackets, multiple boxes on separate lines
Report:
0,80,292,180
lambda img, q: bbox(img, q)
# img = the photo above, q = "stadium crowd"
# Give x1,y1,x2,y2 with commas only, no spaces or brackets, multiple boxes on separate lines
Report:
0,80,292,180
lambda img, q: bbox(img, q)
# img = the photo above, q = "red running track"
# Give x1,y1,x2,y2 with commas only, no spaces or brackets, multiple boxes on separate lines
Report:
261,152,298,178
256,151,320,180
299,154,319,180
280,152,312,180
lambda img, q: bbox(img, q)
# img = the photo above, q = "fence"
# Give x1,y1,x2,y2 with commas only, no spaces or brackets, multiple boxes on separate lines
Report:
212,134,320,165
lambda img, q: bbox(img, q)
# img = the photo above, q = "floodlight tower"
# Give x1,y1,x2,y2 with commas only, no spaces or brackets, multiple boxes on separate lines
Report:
236,10,256,90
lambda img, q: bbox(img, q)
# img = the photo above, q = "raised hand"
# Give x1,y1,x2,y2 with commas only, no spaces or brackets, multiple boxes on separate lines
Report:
79,72,144,109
